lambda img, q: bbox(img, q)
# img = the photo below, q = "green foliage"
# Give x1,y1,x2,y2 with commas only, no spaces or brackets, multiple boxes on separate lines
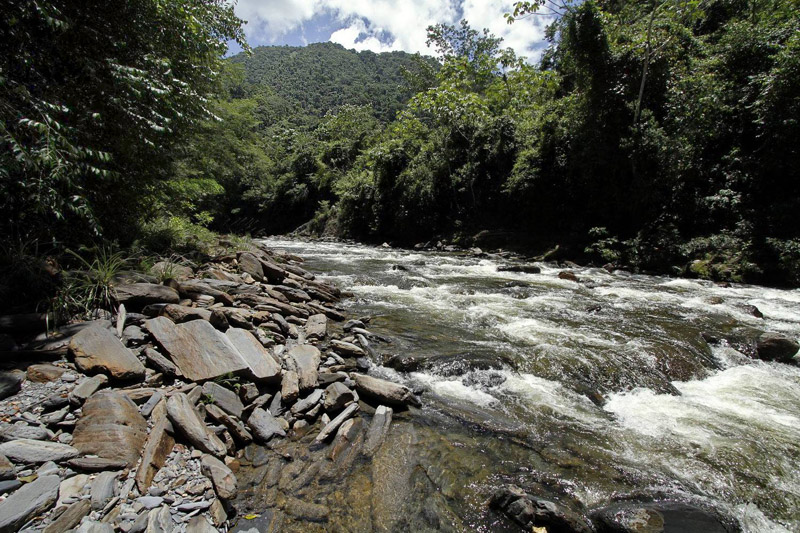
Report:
136,215,217,256
52,246,128,321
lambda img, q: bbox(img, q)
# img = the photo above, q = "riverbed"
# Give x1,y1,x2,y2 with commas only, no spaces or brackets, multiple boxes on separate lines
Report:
256,238,800,532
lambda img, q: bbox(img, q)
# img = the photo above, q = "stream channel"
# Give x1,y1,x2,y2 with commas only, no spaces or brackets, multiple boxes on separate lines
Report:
243,238,800,532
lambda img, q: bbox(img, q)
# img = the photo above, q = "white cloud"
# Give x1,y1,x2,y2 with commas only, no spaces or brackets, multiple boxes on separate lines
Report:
233,0,554,60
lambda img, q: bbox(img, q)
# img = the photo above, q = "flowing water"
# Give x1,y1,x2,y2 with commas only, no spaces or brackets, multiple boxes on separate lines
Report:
254,238,800,532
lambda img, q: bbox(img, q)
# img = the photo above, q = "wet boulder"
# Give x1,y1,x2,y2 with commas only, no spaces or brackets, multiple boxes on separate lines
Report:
497,264,541,274
755,332,799,364
590,501,740,533
489,485,593,533
351,373,421,408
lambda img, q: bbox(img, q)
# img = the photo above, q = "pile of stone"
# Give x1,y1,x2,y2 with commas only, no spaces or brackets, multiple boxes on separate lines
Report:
0,243,420,532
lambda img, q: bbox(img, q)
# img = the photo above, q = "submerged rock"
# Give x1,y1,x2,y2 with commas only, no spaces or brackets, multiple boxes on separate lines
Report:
590,501,740,533
756,332,799,364
489,485,593,533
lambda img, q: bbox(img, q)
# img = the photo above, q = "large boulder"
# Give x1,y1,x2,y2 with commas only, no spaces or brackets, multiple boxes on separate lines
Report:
756,332,799,364
69,325,145,380
238,252,264,281
114,283,180,309
145,317,249,381
72,390,147,468
351,374,421,408
0,474,60,532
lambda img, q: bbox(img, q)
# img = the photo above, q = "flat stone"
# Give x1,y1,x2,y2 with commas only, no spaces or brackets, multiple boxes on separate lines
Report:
137,496,164,510
72,391,148,468
363,405,393,456
247,408,286,442
205,404,252,444
0,371,24,401
281,371,300,403
91,471,118,510
122,325,148,346
0,455,14,480
69,325,146,380
288,345,320,391
114,283,180,310
66,457,129,472
57,474,90,506
26,364,66,383
0,423,52,441
178,281,235,306
70,374,109,405
0,439,78,463
330,339,365,357
0,480,20,494
291,389,324,415
43,499,91,533
166,393,226,457
305,314,328,340
75,520,115,532
225,328,281,382
202,382,244,419
175,500,213,512
135,402,175,493
315,403,359,443
323,382,355,413
145,505,173,532
140,391,164,417
0,474,60,531
201,454,237,500
351,373,420,408
145,318,248,381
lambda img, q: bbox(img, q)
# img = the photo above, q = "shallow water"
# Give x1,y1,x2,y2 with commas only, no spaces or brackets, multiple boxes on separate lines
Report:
257,238,800,532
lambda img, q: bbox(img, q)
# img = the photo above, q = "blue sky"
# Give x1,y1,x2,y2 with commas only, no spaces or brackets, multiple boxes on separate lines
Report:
230,0,555,61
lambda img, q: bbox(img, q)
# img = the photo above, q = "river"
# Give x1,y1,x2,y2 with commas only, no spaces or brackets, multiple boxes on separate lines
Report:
258,238,800,532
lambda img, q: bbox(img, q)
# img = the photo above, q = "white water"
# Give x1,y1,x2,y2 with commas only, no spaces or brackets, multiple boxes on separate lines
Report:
265,238,800,531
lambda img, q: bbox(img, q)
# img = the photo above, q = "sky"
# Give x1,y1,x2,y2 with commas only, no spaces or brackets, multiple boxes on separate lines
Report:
230,0,555,62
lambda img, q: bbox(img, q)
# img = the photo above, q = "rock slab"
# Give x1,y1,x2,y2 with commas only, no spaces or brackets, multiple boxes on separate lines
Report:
0,474,60,532
225,328,281,382
351,374,420,408
0,439,78,463
145,317,248,381
166,393,226,457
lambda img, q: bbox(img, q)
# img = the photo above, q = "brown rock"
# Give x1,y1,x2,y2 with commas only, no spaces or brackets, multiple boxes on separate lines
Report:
166,393,226,457
288,345,320,391
200,454,237,500
69,325,146,381
161,304,212,323
238,253,264,281
305,314,328,340
225,328,281,382
26,364,65,383
72,391,148,468
135,401,175,493
351,374,421,408
114,283,180,309
43,499,91,533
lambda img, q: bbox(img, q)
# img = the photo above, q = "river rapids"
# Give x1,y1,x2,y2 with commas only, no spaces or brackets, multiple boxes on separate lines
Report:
255,238,800,532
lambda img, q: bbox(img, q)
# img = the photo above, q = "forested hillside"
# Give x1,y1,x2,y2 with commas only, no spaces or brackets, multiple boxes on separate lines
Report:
227,43,435,125
190,0,799,286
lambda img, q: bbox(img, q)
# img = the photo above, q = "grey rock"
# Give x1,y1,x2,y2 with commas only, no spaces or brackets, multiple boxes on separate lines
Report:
268,391,283,416
145,318,249,381
0,480,20,494
69,325,146,380
0,371,24,401
202,382,244,419
145,505,173,533
186,515,219,533
36,461,59,476
238,253,264,281
166,393,226,457
91,471,118,510
288,345,320,391
143,347,180,377
323,382,355,413
342,319,365,332
0,423,52,441
205,404,252,444
73,391,148,468
75,520,115,533
201,454,237,500
351,373,421,408
175,500,212,512
305,314,328,340
67,457,129,472
122,325,148,346
291,389,324,415
363,405,393,455
135,402,174,493
0,439,78,463
225,328,282,382
140,390,164,417
161,304,212,324
137,496,164,509
247,408,286,442
69,374,109,405
115,283,180,310
330,339,365,357
0,474,60,532
315,403,359,443
43,499,91,533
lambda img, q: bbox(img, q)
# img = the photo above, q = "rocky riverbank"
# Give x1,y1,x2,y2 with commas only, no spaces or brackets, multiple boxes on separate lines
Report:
0,241,419,532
